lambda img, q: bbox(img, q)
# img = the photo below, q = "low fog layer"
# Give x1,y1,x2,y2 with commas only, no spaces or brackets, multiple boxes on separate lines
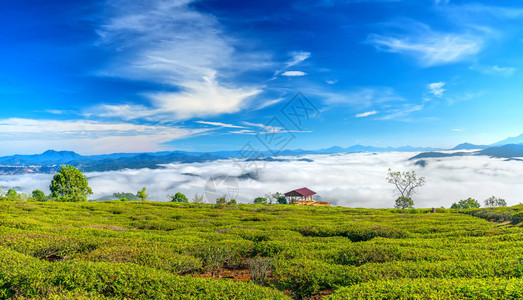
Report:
1,152,522,208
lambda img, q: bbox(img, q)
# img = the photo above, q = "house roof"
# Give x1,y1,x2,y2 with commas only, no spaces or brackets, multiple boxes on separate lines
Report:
285,187,316,197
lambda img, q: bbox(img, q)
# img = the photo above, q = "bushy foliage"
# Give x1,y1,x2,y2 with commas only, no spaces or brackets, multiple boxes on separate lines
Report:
170,192,188,203
2,201,523,298
451,197,481,209
484,196,507,208
50,165,93,202
136,187,148,201
253,197,267,204
31,189,47,202
394,196,414,210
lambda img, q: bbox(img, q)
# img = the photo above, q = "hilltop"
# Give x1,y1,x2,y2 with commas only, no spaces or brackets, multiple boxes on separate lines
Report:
1,201,523,299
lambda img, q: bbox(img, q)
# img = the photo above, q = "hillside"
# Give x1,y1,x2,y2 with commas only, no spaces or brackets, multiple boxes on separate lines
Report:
410,144,523,161
1,201,523,299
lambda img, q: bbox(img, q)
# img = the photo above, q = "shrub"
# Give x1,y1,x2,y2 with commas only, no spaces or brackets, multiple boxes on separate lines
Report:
254,197,267,204
170,192,189,203
31,189,47,202
394,196,414,210
248,257,273,285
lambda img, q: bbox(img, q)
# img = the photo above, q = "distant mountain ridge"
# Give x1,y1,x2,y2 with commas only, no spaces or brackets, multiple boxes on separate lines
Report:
410,144,523,161
0,133,521,174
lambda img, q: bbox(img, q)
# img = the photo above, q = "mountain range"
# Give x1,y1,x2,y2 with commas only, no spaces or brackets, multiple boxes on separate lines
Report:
0,134,522,174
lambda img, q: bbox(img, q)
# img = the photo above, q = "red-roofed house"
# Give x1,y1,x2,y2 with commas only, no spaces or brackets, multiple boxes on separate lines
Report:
284,188,330,206
285,187,316,202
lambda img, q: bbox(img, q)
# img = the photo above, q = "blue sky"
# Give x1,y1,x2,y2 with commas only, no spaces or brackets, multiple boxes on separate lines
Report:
0,0,522,155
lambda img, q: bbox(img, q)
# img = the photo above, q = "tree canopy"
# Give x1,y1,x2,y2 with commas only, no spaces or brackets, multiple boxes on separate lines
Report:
31,189,46,202
170,192,188,203
451,198,480,209
387,169,426,199
50,165,92,202
137,187,148,202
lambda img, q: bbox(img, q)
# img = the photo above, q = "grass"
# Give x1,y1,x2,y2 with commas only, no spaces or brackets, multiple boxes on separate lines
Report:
1,201,523,299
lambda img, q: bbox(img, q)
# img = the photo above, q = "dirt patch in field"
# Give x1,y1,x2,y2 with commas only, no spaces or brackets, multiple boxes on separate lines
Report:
191,267,252,281
42,254,64,262
84,224,127,231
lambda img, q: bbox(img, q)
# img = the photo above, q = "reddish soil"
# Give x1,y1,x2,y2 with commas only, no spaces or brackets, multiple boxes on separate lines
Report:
191,267,252,281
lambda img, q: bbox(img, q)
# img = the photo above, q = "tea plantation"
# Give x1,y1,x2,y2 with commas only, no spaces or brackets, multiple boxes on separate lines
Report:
1,201,523,299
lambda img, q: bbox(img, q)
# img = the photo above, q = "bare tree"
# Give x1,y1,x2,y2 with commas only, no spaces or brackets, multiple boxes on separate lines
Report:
387,169,426,199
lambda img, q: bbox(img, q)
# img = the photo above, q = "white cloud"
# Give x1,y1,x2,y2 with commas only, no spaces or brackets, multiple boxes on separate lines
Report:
242,121,312,134
256,98,285,110
0,118,206,155
3,152,522,208
286,51,311,67
428,82,446,97
378,104,424,120
452,128,464,132
195,121,245,128
228,129,256,135
326,80,338,85
281,71,307,77
94,0,264,120
368,26,483,66
273,51,311,78
472,65,516,76
322,87,404,107
355,111,378,118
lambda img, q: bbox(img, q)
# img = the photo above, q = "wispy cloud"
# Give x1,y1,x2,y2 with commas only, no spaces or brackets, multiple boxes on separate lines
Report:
368,24,483,66
195,121,245,129
281,71,307,76
355,110,378,118
322,87,404,107
378,104,424,120
0,118,206,155
256,98,285,110
242,121,312,134
427,82,446,97
286,51,311,67
273,51,311,78
471,65,516,76
228,129,257,135
94,0,265,121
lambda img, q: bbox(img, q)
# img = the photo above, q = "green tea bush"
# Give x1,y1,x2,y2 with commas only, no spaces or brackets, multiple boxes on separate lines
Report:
328,277,523,299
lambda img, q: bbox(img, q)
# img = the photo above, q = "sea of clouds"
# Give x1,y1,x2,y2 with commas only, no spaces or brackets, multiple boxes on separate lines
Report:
1,152,522,208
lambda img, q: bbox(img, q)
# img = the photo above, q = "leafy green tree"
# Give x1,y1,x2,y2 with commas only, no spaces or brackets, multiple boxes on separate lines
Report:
50,165,92,202
215,196,227,205
169,192,189,203
6,189,19,201
451,198,480,209
227,198,237,205
170,192,188,203
254,197,267,204
387,169,426,208
137,187,148,202
276,196,287,204
484,196,507,207
31,189,46,202
394,196,414,210
270,192,287,204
